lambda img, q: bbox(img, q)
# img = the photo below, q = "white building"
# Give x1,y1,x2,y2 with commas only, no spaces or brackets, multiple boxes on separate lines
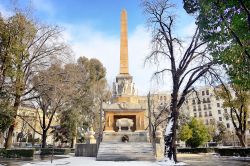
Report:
182,86,234,130
149,86,250,146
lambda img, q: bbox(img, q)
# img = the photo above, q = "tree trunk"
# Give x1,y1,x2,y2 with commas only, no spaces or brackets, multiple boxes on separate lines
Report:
71,137,76,148
5,95,20,149
5,126,14,149
236,133,246,147
0,132,4,147
163,90,179,163
42,130,47,148
164,110,178,163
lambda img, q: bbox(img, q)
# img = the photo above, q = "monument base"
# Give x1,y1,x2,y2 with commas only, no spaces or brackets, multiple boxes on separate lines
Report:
102,131,149,142
75,143,97,157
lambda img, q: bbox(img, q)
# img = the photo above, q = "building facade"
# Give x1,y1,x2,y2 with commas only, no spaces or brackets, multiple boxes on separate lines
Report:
0,106,58,148
145,86,250,146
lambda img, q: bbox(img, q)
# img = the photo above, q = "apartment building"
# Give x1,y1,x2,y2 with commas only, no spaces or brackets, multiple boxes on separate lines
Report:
0,106,58,147
182,86,234,130
146,86,250,146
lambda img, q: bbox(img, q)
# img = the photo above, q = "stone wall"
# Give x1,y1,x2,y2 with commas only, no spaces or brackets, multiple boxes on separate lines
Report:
75,144,97,157
103,131,149,142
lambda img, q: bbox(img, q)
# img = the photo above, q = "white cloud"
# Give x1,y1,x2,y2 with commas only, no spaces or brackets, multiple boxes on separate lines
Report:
61,23,171,95
178,22,197,40
31,0,55,16
0,0,55,18
0,3,12,18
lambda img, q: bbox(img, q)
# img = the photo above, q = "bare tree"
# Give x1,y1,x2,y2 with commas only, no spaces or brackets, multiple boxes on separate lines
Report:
143,0,214,163
3,12,70,149
215,83,249,147
27,57,109,148
31,63,74,148
147,93,169,142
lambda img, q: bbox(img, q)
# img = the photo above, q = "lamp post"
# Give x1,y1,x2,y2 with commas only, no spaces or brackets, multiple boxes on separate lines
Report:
98,98,103,149
232,131,235,147
50,125,60,163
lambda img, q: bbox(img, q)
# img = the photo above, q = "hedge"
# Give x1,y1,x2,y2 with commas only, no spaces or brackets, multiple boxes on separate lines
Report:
177,147,216,153
40,148,71,155
215,148,250,157
0,148,6,156
4,149,34,158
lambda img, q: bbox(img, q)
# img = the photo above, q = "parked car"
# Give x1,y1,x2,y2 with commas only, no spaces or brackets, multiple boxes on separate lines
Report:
26,143,32,148
33,144,41,148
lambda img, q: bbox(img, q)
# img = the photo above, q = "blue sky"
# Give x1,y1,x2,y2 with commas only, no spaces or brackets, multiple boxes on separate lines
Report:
0,0,196,94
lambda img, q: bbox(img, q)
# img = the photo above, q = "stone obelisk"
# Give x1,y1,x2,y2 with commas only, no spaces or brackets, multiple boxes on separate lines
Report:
113,9,136,103
120,9,129,75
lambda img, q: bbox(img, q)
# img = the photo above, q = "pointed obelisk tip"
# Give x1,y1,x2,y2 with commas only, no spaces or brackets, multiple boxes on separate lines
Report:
121,8,126,13
119,8,129,75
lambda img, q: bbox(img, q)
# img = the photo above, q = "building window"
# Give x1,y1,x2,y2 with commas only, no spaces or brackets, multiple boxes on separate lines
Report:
207,98,210,103
164,96,166,101
227,123,230,128
209,111,212,116
194,113,197,117
206,90,209,95
217,103,220,107
216,96,219,100
197,100,201,104
192,99,196,105
218,110,221,114
204,112,207,117
204,104,207,110
224,109,227,114
202,91,205,96
208,104,211,109
193,106,196,111
203,98,206,103
225,116,229,120
206,119,209,125
219,117,222,121
198,105,201,111
199,112,202,117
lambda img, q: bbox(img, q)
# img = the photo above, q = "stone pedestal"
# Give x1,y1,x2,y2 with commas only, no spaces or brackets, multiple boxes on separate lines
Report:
155,127,164,160
85,127,96,144
75,144,97,157
155,127,163,144
103,102,146,132
103,131,149,142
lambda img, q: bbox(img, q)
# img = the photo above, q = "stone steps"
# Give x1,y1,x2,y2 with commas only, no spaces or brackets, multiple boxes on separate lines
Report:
96,142,155,161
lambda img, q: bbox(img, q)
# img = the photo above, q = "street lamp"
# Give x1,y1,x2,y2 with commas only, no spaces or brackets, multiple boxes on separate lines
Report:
50,125,60,163
232,131,235,147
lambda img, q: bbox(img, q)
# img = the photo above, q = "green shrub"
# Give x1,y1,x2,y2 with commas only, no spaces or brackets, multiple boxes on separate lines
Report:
177,147,216,153
178,147,250,156
40,148,71,155
4,149,34,158
0,148,6,156
179,118,210,148
215,148,250,157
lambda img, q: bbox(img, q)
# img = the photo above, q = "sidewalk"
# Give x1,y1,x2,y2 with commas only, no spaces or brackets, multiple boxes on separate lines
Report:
22,156,187,166
23,156,157,166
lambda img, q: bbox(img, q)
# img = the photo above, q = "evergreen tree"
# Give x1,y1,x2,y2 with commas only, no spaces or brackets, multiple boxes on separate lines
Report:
180,118,210,148
183,0,250,89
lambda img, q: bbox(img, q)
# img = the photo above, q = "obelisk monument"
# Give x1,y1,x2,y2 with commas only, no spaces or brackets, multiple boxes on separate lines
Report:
120,9,129,75
97,9,152,161
113,9,137,102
